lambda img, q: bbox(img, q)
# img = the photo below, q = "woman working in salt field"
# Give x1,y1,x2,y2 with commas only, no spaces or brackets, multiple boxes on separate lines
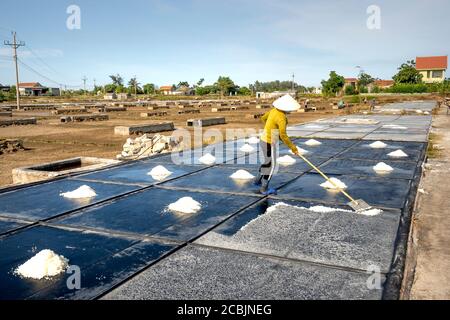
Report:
254,94,301,195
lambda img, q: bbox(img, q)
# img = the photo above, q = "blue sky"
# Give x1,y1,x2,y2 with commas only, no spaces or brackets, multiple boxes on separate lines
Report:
0,0,449,89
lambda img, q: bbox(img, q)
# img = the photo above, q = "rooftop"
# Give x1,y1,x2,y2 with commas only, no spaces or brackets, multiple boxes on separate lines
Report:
416,56,448,70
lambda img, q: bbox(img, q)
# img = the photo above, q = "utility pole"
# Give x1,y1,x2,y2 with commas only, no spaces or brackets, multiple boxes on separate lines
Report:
291,72,295,92
4,32,25,110
82,76,87,94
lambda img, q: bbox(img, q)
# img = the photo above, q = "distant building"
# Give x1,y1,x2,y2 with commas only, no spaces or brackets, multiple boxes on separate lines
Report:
344,78,358,89
313,87,322,94
416,56,448,83
117,93,130,100
171,85,195,96
18,82,60,96
256,91,295,99
159,85,173,95
104,92,117,100
0,84,10,92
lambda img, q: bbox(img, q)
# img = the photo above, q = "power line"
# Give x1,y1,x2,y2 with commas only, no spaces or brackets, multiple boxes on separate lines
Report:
18,58,81,88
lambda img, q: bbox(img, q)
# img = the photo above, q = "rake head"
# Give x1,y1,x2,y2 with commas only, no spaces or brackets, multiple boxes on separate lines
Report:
347,199,372,212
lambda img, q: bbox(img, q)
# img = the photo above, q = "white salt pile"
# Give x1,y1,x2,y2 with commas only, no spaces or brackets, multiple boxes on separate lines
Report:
247,136,260,144
168,197,201,214
358,208,383,216
147,165,172,181
424,111,430,115
199,153,216,165
15,249,69,280
240,143,254,153
277,155,296,165
373,162,394,172
289,146,308,155
229,169,255,180
369,141,387,148
60,185,97,199
416,110,423,114
304,139,322,146
388,149,408,158
320,177,347,190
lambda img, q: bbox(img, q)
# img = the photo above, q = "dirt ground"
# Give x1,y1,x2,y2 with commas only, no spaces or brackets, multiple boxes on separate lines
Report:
402,105,450,299
0,100,341,186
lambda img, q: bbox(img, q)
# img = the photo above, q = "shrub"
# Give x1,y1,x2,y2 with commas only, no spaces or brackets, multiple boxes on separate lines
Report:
388,83,428,93
345,85,357,95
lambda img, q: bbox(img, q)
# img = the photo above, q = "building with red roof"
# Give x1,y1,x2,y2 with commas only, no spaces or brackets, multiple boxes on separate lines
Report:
416,56,447,83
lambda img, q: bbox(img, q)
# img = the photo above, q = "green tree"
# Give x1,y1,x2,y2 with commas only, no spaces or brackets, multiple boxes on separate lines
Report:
393,60,423,84
104,84,117,93
345,85,357,95
177,81,189,88
238,86,252,96
8,85,16,100
215,76,236,96
128,77,141,95
358,72,375,87
197,78,205,87
143,83,155,94
109,74,124,86
321,71,345,96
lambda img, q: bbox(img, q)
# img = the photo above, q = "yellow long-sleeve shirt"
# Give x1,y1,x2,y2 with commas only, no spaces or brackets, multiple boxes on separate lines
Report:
260,108,296,152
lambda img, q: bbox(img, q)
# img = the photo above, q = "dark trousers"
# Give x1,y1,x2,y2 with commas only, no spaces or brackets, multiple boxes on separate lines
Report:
256,141,275,192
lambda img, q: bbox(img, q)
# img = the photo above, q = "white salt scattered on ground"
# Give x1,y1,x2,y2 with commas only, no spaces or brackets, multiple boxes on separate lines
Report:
229,169,255,180
308,205,351,213
373,162,394,172
198,153,216,165
60,185,97,199
289,146,308,155
369,141,387,148
240,144,254,153
320,177,347,190
247,136,260,144
358,208,383,216
168,197,201,214
304,139,322,146
147,165,172,181
388,149,408,158
15,249,69,280
277,155,296,165
382,124,407,130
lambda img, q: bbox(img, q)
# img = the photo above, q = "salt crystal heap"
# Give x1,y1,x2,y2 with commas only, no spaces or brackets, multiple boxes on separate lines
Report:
277,155,296,165
388,149,408,158
147,165,172,181
373,162,394,172
199,153,216,165
304,139,322,146
247,136,260,144
369,141,387,148
229,170,255,180
168,197,202,214
240,144,254,153
60,185,97,199
320,178,347,190
15,249,69,280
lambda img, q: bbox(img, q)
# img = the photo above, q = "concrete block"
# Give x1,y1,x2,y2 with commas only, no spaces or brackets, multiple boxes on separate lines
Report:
60,114,109,123
0,111,12,117
187,117,226,127
177,109,200,115
140,111,168,117
114,122,175,135
0,118,36,126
